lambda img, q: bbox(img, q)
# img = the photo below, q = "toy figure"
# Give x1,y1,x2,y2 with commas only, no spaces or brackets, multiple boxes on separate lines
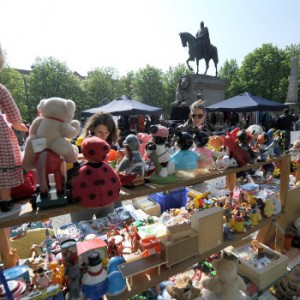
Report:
170,130,199,178
221,131,251,167
40,228,55,264
192,129,214,172
116,134,146,187
33,266,50,289
0,43,28,213
81,251,109,300
72,136,121,208
146,125,176,184
137,132,152,160
215,154,238,170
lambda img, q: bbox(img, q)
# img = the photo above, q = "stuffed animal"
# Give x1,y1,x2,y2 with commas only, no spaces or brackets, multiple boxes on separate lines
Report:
201,252,247,300
22,97,81,170
72,136,121,208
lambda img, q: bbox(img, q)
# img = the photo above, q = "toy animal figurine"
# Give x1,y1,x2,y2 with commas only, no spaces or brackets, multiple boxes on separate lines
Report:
215,154,238,170
192,129,214,172
81,251,109,300
221,131,251,167
146,125,176,184
72,136,121,208
171,129,199,178
201,251,247,300
116,134,146,187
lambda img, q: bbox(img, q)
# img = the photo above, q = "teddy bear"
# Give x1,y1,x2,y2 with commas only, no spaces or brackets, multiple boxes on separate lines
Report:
201,252,247,300
22,97,81,170
71,136,121,208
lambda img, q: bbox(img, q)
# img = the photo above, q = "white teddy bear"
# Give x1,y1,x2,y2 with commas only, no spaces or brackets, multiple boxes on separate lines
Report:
22,97,80,170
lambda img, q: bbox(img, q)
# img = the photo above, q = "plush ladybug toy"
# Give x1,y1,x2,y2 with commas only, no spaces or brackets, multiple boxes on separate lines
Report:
71,136,121,208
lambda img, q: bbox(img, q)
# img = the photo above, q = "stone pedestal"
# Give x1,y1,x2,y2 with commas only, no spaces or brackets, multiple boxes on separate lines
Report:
285,56,299,116
191,74,225,106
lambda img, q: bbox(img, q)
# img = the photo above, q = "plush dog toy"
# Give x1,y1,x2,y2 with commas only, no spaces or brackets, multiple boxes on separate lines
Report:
201,252,247,300
22,97,80,170
72,136,121,208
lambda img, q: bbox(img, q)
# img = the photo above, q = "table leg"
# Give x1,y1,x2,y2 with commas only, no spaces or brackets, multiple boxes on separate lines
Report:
0,228,12,269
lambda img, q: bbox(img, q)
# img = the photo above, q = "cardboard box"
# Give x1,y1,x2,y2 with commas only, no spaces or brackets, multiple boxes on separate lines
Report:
225,242,289,290
191,207,223,254
132,197,161,217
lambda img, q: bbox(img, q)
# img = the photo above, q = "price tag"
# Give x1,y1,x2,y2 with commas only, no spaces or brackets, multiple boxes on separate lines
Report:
32,138,47,153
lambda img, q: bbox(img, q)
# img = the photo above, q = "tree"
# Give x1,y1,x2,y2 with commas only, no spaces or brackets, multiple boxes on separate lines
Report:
132,65,166,115
27,57,85,119
238,44,290,102
83,67,125,110
0,67,29,121
219,59,242,98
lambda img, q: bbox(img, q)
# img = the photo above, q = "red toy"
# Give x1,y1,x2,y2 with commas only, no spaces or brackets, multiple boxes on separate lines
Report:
72,136,121,208
221,132,251,167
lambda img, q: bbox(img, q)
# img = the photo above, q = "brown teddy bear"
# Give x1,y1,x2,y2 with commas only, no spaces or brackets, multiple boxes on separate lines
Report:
201,252,247,300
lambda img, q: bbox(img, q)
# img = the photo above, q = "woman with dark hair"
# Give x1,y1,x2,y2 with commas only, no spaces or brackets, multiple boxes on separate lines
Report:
177,98,207,131
81,112,119,150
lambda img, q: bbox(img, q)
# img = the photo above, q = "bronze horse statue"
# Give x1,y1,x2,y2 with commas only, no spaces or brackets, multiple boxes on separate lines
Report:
179,32,219,76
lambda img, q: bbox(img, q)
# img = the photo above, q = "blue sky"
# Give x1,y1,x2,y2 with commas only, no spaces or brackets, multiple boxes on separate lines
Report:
1,0,299,76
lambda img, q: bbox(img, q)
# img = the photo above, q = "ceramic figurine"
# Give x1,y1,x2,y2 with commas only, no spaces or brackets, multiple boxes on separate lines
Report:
146,125,176,184
81,251,109,300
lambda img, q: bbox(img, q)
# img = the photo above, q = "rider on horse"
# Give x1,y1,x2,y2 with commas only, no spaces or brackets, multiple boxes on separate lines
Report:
196,21,211,56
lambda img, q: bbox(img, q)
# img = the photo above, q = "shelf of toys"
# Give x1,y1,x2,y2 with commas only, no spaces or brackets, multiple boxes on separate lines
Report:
0,153,294,299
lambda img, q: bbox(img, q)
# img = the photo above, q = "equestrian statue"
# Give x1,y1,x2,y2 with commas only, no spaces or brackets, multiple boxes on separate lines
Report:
179,21,219,76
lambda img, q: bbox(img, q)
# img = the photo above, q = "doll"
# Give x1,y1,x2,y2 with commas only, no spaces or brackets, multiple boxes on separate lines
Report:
171,129,199,173
0,43,28,212
116,134,145,187
192,128,213,171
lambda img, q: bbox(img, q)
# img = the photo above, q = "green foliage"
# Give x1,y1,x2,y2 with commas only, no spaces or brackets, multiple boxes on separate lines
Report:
132,65,166,114
0,67,29,121
3,42,299,122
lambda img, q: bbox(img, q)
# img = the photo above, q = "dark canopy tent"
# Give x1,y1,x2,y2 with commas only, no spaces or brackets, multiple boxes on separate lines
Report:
206,92,288,112
81,95,163,118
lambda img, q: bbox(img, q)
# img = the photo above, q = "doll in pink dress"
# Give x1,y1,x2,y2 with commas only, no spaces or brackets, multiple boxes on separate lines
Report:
192,130,213,172
0,44,28,212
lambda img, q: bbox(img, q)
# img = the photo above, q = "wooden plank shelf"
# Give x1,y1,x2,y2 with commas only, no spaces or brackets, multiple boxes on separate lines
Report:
0,155,288,228
106,215,280,300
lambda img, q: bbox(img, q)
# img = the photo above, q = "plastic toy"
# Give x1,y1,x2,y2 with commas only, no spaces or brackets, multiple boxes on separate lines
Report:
81,251,109,300
215,154,238,170
72,136,121,208
201,252,247,300
170,130,200,177
221,131,251,167
117,134,146,187
146,125,176,184
192,129,214,172
137,132,152,160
